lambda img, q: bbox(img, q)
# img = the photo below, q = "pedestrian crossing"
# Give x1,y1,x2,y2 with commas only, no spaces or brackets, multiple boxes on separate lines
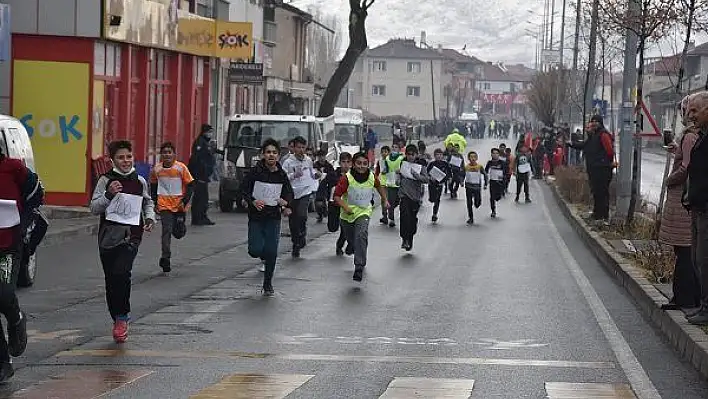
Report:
5,369,637,398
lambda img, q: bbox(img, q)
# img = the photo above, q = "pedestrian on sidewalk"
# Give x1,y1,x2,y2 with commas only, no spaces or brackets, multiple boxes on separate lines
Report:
427,148,451,223
0,145,42,381
381,143,404,227
485,148,505,218
514,146,533,203
90,140,156,343
659,94,700,311
282,136,321,258
334,152,389,281
464,151,488,224
150,142,194,273
683,91,708,325
188,124,218,226
398,145,430,250
241,138,294,296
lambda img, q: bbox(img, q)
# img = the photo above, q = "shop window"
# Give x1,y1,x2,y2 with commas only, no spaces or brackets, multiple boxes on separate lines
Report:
94,42,122,77
194,57,204,85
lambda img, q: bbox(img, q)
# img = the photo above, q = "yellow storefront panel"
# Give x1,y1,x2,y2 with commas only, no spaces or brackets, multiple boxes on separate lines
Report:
177,17,215,57
12,60,89,193
214,21,253,60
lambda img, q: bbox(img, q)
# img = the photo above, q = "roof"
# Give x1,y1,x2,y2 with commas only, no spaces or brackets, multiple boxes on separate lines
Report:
644,55,680,76
278,3,313,20
364,39,444,60
439,48,483,64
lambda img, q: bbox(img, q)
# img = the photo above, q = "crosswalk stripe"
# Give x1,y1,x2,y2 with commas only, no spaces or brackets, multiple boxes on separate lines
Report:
545,382,637,398
189,373,314,399
379,377,475,398
8,369,153,399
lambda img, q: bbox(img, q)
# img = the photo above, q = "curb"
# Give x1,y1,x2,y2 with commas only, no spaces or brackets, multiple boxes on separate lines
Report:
548,182,708,380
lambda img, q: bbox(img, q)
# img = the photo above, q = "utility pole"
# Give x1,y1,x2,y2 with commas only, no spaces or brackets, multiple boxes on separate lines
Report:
550,0,556,52
616,0,640,219
570,0,582,123
582,0,599,126
555,0,567,123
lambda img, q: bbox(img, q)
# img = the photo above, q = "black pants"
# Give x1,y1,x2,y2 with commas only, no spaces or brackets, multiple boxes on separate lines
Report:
289,195,310,249
191,180,209,223
0,248,22,362
428,183,443,216
465,186,482,219
672,246,700,308
449,178,461,197
692,211,708,309
100,244,138,321
399,196,421,242
386,187,400,221
327,204,340,233
516,172,530,199
588,166,612,220
489,182,503,212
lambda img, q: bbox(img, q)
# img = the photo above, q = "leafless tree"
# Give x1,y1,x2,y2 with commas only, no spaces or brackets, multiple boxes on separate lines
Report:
317,0,375,118
598,0,679,225
526,68,568,126
305,7,343,87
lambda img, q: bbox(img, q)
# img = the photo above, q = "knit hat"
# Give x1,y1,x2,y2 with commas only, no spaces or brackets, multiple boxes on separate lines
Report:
590,115,604,124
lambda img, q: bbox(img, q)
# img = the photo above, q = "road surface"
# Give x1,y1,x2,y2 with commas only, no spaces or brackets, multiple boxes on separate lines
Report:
1,139,706,398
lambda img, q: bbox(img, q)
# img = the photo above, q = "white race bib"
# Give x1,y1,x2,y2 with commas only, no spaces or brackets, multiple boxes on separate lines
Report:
465,171,482,184
489,169,504,181
449,157,463,168
400,161,422,179
386,171,397,185
253,181,283,206
329,186,336,201
518,163,532,174
157,176,183,196
429,166,446,182
347,186,373,207
105,193,143,226
0,199,20,229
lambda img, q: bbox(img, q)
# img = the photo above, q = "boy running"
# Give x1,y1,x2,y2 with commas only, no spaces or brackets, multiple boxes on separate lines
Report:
464,151,488,225
427,148,450,223
241,139,294,296
313,150,334,223
150,142,194,273
380,143,404,227
374,146,391,223
485,148,506,218
398,145,430,251
514,146,533,203
447,144,465,199
334,152,388,281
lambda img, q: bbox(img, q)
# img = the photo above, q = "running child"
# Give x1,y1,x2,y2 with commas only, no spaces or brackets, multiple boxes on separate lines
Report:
504,147,514,193
498,143,509,197
514,145,533,203
323,152,353,256
90,140,155,343
149,142,194,273
447,144,465,199
485,148,506,218
241,138,294,296
374,146,390,223
427,148,450,223
398,145,429,251
333,152,389,281
463,151,488,225
313,150,335,223
380,143,403,227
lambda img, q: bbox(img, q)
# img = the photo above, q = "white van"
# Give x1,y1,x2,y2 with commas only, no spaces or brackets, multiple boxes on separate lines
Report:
0,114,40,287
333,107,364,154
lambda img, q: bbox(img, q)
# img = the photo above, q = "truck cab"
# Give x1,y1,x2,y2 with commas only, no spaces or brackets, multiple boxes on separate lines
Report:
333,107,364,155
218,114,327,212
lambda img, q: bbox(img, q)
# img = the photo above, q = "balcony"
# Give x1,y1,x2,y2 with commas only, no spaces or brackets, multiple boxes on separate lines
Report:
264,21,277,46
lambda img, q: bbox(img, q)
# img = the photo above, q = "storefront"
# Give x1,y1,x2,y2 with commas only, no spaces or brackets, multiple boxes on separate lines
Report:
9,0,252,206
227,62,264,115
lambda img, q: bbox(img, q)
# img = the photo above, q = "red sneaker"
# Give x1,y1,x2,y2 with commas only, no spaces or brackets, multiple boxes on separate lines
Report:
112,320,129,343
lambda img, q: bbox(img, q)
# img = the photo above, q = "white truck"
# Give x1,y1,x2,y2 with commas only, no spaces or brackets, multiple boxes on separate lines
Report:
333,107,364,154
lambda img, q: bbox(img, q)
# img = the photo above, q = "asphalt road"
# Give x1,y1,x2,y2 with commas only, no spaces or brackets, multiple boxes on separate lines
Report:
1,139,707,398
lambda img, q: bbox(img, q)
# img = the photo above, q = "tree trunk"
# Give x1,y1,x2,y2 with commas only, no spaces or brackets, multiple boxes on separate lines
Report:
317,0,373,117
656,0,695,227
627,36,646,226
582,0,600,127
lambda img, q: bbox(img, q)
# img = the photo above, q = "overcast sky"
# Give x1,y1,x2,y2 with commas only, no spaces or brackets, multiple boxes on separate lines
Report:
292,0,706,69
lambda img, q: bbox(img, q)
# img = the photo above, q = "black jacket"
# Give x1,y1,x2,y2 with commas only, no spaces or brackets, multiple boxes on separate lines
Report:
241,160,294,220
188,134,215,181
687,132,708,210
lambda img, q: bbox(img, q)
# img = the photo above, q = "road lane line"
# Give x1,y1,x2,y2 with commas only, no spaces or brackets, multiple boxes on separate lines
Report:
379,377,475,398
545,382,637,398
538,184,661,399
180,301,235,324
7,369,153,399
54,349,615,369
189,373,314,399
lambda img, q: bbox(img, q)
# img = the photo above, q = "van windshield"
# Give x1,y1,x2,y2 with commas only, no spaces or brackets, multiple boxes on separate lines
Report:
335,124,360,145
227,121,312,148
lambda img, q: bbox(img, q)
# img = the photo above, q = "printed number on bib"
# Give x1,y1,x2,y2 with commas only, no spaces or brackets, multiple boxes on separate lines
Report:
348,187,373,207
518,163,531,174
465,171,482,184
253,181,283,206
157,176,183,196
490,169,504,181
449,157,463,168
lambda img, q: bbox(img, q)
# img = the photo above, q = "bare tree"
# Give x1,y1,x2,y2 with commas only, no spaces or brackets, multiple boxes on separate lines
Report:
598,0,679,225
306,7,343,87
527,68,568,126
317,0,374,118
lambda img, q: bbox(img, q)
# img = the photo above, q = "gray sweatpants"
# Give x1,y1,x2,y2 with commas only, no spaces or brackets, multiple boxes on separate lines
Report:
161,210,175,260
692,210,708,309
341,216,370,272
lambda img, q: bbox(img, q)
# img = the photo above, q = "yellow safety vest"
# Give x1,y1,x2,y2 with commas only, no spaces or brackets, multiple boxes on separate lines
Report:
340,172,375,223
384,156,403,187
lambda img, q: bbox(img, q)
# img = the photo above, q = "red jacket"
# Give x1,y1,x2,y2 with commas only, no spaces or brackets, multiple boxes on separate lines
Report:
0,157,28,250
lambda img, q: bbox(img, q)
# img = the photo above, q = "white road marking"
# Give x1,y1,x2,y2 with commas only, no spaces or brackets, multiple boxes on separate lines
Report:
379,377,475,398
181,301,235,324
538,184,661,399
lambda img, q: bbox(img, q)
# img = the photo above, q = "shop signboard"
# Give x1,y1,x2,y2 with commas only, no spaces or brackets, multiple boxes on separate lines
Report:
103,0,178,50
13,61,90,193
0,4,9,62
229,62,263,83
177,17,253,60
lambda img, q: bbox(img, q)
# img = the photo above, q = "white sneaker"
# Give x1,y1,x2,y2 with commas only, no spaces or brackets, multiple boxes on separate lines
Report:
259,260,266,273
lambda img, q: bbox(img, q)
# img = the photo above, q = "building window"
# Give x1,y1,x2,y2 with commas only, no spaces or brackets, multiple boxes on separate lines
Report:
407,62,421,73
406,86,420,97
372,85,386,96
483,83,491,90
94,41,122,78
373,61,387,72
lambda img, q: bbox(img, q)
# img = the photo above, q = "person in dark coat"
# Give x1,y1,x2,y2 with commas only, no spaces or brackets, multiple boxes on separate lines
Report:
188,124,218,225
